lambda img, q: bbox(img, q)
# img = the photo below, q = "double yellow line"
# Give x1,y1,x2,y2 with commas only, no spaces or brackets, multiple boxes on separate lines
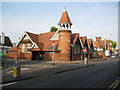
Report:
108,77,120,90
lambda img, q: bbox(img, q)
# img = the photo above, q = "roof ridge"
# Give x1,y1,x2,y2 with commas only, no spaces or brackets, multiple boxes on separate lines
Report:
25,31,38,36
39,32,55,35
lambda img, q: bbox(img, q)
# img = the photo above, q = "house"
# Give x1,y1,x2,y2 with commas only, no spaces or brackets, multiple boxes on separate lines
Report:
88,39,94,59
80,36,90,60
7,7,84,61
93,37,112,58
0,32,13,53
71,33,83,60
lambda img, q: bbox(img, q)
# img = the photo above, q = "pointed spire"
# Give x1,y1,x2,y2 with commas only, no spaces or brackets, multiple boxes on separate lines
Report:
58,7,72,24
58,7,72,29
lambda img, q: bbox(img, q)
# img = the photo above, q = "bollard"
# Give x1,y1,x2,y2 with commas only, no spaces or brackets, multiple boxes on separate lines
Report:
84,57,88,65
13,61,21,78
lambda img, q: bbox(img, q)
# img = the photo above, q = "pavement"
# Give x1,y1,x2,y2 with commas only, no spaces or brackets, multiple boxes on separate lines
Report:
2,58,111,85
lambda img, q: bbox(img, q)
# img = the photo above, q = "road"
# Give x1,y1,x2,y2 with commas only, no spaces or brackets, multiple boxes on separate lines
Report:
2,58,119,88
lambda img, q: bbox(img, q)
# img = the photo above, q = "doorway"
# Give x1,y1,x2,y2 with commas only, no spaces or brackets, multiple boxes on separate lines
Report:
32,51,42,61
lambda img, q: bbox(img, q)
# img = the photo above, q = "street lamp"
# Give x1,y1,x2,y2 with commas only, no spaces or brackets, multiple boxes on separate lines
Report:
52,41,55,66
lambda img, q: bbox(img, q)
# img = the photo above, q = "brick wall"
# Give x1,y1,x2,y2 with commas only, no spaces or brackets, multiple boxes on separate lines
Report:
43,52,71,61
6,52,17,59
72,54,81,61
43,52,83,61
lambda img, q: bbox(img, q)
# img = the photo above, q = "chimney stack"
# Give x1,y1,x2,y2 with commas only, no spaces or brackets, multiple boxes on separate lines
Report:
96,37,101,42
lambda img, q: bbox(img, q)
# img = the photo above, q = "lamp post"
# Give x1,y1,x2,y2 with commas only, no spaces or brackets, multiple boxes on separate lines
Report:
52,41,55,66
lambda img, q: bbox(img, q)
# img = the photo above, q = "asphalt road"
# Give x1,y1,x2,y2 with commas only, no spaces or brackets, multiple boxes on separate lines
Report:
2,58,119,88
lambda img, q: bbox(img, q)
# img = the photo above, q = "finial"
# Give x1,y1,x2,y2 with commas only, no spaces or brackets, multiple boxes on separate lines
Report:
64,6,66,11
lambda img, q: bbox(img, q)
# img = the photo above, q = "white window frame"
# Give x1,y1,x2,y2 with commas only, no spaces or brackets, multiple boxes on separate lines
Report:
27,43,31,53
21,43,25,53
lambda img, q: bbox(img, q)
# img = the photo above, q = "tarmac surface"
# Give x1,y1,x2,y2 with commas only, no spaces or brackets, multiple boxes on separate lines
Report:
1,57,120,89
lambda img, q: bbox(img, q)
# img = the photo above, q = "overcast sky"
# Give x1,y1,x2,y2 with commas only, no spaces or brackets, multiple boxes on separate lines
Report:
2,2,118,45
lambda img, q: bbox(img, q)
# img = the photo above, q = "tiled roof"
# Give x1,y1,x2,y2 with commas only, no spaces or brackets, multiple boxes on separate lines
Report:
71,33,79,44
38,32,59,51
80,36,87,45
8,46,17,51
88,39,93,46
26,31,60,51
26,31,43,49
26,32,38,44
0,36,13,46
93,41,99,47
59,9,71,24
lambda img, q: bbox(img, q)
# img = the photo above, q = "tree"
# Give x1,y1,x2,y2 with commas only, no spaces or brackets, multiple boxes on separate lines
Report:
50,27,58,32
109,40,117,50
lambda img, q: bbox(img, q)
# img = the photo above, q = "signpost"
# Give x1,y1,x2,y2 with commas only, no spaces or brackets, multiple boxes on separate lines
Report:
83,49,87,53
52,41,55,66
83,48,88,65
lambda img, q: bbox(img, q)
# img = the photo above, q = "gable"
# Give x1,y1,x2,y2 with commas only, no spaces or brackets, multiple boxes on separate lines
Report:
16,32,40,49
31,43,39,49
0,36,13,46
20,34,31,43
23,35,29,40
50,30,59,41
52,33,59,40
16,32,32,46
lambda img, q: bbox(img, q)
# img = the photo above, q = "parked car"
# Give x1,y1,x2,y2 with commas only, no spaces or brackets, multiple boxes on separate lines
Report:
110,55,116,59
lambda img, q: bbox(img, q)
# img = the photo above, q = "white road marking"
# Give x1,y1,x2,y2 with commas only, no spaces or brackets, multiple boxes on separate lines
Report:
6,68,30,74
0,82,17,87
6,71,13,73
21,68,30,70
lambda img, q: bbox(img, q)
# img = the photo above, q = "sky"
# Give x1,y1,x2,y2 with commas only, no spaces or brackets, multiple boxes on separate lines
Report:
1,2,118,46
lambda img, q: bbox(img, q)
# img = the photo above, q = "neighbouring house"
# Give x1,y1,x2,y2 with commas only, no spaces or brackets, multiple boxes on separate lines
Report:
88,39,94,59
71,33,83,60
7,7,84,61
93,37,112,58
0,32,13,53
80,36,90,60
105,40,112,50
93,37,105,58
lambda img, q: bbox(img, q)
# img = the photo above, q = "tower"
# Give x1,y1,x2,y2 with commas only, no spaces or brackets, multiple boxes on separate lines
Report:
58,7,72,30
58,7,72,61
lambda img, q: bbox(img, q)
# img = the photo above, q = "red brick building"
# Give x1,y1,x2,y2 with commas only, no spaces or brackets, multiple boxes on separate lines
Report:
80,36,89,60
7,7,86,61
88,39,94,59
93,37,112,58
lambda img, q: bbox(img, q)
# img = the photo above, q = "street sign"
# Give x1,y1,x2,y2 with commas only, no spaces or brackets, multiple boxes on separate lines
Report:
83,49,87,52
52,41,55,47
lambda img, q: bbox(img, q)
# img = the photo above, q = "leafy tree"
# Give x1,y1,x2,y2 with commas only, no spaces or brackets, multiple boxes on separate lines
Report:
50,27,58,32
109,40,117,50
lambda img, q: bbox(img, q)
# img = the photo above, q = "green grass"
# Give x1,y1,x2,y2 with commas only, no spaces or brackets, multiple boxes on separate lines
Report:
0,52,6,58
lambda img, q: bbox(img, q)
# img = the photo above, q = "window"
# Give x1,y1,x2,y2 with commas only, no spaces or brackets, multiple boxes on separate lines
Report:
27,43,31,53
74,45,77,54
21,43,25,53
78,45,80,54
